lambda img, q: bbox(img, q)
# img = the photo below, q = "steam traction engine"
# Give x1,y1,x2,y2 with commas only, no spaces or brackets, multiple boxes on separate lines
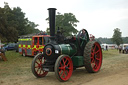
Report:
31,8,102,81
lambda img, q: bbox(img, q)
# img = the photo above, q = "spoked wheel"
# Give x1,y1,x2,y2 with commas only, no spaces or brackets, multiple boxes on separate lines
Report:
31,53,48,78
55,55,73,82
84,41,102,73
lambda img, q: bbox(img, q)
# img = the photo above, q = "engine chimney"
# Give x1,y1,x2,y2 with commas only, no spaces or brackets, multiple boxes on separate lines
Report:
48,8,56,36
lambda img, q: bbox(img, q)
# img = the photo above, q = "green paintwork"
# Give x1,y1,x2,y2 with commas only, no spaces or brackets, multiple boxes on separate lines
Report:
72,56,84,67
59,44,77,56
58,29,90,67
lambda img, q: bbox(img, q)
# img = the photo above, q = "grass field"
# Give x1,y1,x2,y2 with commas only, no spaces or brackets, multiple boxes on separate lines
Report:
0,51,33,77
0,49,128,85
103,49,119,58
0,49,119,78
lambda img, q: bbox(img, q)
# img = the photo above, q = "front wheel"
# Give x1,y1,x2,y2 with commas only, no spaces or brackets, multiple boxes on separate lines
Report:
55,55,73,82
31,53,48,78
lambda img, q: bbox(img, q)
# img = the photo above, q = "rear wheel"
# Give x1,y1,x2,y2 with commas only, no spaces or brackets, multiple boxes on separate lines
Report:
31,53,48,78
84,41,102,73
55,55,73,82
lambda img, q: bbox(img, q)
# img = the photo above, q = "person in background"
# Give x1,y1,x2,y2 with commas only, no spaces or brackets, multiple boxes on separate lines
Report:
106,45,108,51
119,46,122,53
0,45,5,55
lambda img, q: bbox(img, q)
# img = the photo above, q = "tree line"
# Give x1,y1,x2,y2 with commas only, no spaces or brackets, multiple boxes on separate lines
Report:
96,28,128,46
0,2,40,43
96,37,128,44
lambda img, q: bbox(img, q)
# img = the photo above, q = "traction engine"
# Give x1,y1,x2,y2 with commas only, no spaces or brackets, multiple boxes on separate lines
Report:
31,8,102,81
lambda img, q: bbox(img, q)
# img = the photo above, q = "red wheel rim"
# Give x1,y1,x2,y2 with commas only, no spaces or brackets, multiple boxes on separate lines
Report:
91,42,102,72
34,56,48,77
58,56,73,81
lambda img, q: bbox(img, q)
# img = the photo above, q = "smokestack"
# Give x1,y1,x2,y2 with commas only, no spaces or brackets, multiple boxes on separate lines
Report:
48,8,56,36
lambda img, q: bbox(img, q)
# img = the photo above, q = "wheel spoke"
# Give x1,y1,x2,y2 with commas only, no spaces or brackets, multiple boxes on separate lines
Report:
95,50,100,54
60,62,63,67
41,57,43,62
63,71,66,78
36,61,40,65
62,59,65,65
59,67,64,70
91,57,95,63
59,69,63,75
91,56,94,59
61,71,64,78
64,58,68,65
38,58,42,62
96,57,100,61
35,65,38,68
39,68,42,74
65,70,69,75
36,68,40,73
66,62,70,67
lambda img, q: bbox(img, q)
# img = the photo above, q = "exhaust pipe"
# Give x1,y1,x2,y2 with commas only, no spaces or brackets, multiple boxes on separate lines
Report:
48,8,56,36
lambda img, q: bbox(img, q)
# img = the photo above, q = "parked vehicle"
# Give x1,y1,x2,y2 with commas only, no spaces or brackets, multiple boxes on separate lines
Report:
4,43,16,51
14,43,19,52
18,34,50,56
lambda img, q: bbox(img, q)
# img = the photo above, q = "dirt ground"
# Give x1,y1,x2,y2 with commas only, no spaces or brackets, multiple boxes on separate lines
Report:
0,50,128,85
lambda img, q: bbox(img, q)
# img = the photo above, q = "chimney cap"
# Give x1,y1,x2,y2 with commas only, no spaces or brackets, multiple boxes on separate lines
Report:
48,8,57,10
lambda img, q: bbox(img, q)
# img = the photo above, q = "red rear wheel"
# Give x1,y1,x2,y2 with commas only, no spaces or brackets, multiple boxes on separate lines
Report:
55,55,73,82
84,41,102,73
31,53,48,78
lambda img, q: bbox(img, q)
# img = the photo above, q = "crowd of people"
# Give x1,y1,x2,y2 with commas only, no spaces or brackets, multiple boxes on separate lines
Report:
119,46,128,54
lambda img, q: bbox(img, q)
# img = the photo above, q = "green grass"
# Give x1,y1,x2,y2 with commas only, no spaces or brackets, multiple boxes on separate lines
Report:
0,51,33,77
0,49,120,78
102,49,119,58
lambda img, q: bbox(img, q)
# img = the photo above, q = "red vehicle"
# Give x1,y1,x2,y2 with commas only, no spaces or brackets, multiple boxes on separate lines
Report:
18,34,50,56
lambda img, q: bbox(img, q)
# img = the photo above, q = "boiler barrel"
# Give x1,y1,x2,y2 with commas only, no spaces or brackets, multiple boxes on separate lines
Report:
59,44,77,56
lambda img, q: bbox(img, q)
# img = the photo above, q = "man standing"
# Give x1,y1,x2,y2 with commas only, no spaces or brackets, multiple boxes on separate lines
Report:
106,45,108,51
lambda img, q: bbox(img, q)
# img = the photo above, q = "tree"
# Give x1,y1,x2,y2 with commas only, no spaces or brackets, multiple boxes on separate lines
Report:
0,2,40,43
111,28,123,46
0,7,7,42
46,12,79,36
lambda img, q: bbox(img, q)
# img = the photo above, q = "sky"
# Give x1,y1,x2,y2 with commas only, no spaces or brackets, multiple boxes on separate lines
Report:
0,0,128,38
